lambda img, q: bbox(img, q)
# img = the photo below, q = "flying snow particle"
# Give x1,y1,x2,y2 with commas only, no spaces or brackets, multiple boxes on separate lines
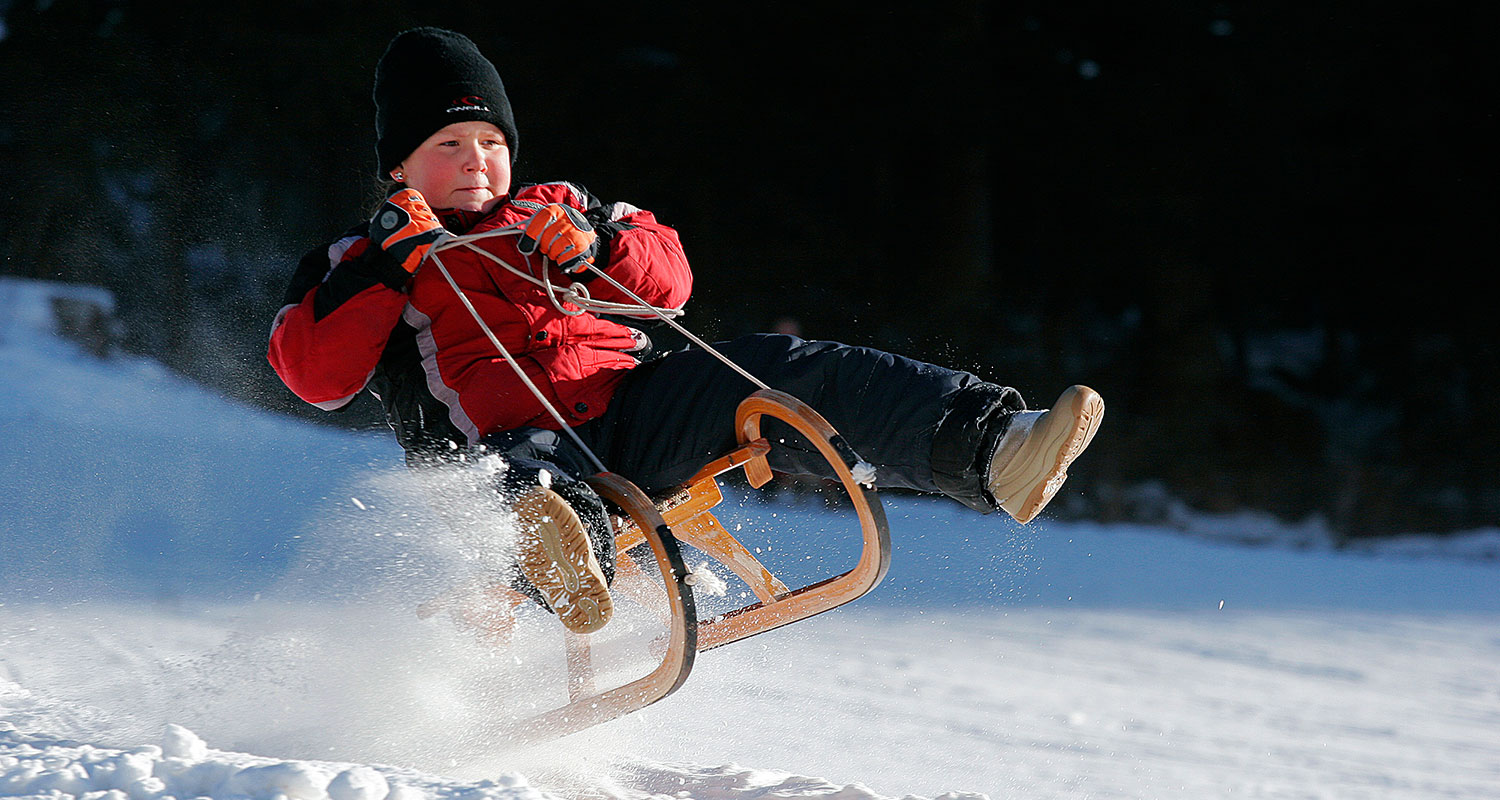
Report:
686,563,728,597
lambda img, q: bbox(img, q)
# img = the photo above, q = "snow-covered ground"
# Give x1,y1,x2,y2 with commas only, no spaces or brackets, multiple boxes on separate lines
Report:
3,277,1499,799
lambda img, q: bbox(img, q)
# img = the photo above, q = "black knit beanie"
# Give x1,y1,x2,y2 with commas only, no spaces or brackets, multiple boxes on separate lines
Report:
373,28,519,174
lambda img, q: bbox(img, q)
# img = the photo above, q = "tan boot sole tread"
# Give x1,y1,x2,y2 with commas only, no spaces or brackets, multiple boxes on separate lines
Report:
514,487,614,634
993,385,1104,524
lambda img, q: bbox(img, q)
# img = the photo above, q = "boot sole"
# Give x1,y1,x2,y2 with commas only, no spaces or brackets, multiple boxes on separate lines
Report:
995,385,1104,524
514,487,614,634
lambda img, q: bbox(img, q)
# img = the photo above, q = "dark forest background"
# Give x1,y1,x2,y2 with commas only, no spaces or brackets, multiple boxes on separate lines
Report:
2,1,1495,539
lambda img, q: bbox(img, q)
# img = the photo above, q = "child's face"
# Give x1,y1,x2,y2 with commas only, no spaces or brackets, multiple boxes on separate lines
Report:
393,121,512,213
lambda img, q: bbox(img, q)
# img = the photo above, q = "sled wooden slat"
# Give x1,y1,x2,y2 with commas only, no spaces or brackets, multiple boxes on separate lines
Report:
671,509,790,604
613,445,790,605
685,438,772,486
616,496,788,606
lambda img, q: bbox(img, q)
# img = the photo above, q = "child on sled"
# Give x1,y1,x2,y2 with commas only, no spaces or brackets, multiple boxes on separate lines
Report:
268,27,1103,635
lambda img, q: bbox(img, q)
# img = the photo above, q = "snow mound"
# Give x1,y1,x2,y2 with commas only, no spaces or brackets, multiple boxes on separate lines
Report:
0,706,968,800
0,718,545,800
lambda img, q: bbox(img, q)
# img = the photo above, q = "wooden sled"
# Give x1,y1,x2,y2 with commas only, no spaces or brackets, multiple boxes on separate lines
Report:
434,389,892,742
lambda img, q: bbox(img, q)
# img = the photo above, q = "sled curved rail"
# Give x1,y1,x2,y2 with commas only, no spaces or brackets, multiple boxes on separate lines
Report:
509,473,697,741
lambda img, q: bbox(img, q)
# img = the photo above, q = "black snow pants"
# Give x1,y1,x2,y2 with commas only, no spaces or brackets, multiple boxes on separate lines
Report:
482,334,1025,516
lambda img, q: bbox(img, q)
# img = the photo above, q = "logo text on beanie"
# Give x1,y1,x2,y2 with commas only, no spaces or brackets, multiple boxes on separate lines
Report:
447,95,491,114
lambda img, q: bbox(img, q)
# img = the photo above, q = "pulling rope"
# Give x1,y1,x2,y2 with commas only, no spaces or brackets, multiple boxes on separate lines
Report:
424,224,774,475
427,247,609,475
573,261,774,394
434,227,687,321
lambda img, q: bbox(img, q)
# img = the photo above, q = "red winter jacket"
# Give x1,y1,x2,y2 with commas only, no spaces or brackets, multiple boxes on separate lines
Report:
268,181,692,455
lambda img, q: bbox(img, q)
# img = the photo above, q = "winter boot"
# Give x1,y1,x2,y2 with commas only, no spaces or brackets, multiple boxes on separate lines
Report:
988,385,1104,524
512,485,614,634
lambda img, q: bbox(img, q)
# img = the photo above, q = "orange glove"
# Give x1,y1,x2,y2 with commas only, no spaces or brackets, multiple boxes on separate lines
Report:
369,189,447,273
517,203,598,273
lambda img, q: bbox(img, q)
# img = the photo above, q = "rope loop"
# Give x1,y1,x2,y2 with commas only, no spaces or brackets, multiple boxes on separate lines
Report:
533,250,588,318
562,281,592,310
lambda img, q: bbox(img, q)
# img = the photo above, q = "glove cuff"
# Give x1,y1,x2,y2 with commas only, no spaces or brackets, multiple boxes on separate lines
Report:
568,219,632,283
362,234,423,290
